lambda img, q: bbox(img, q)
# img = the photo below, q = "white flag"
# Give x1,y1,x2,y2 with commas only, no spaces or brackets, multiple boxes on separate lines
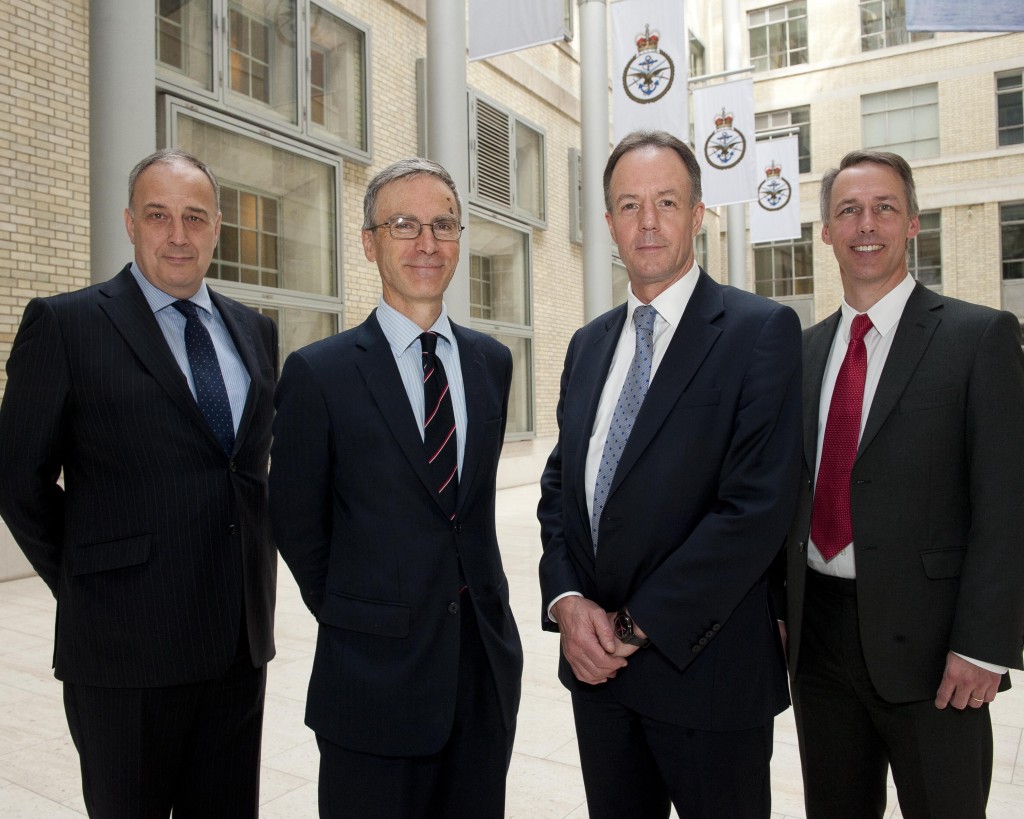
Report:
611,0,688,143
468,0,565,61
906,0,1024,31
692,78,757,207
750,136,801,244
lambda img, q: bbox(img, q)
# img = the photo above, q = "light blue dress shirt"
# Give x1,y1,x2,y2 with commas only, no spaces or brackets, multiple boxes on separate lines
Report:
130,263,250,432
374,298,468,476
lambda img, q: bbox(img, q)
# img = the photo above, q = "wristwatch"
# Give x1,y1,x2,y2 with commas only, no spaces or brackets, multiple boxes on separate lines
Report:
613,609,651,648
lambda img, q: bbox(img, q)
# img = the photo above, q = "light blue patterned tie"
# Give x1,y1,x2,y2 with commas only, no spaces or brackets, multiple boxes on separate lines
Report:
591,304,658,551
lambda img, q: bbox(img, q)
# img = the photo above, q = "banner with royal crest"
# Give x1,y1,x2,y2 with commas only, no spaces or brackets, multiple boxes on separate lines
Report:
611,0,688,143
749,136,801,244
468,0,565,61
692,78,757,207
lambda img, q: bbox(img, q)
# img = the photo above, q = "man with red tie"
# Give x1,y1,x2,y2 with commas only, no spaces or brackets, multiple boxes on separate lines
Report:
783,151,1024,819
269,158,522,818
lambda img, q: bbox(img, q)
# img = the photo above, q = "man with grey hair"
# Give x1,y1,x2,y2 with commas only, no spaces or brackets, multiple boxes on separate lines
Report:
270,157,523,817
0,148,278,817
783,150,1024,818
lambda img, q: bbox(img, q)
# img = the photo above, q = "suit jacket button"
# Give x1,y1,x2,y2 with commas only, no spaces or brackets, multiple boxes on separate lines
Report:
699,637,707,645
228,525,238,536
692,645,701,653
448,602,459,615
712,623,721,632
453,523,463,534
229,461,238,473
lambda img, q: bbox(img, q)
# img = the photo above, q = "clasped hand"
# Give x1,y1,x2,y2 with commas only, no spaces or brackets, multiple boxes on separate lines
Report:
551,596,642,685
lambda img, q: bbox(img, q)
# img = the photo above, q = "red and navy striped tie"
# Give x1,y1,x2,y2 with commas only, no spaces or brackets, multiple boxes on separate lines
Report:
420,331,458,518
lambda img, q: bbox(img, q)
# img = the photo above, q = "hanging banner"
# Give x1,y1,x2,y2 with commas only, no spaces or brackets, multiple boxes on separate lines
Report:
906,0,1024,31
610,0,688,143
468,0,565,61
750,136,801,244
692,78,757,207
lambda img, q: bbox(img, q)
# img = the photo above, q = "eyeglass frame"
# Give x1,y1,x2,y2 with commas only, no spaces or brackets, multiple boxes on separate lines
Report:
367,216,465,242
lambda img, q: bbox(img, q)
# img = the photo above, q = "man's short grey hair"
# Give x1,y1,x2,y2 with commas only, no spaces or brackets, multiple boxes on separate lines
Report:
128,148,220,213
362,158,462,230
819,150,919,225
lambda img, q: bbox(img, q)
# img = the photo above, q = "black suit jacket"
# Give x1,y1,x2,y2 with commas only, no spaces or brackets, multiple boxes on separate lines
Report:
538,270,802,731
269,311,523,757
0,265,278,688
785,282,1024,701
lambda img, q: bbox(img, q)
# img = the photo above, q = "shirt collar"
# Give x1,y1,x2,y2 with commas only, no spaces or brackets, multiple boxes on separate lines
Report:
625,259,700,330
376,297,454,357
130,262,214,315
839,273,915,341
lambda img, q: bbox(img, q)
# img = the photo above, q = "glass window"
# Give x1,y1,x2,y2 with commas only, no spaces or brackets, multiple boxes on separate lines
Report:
156,2,369,157
157,0,213,90
908,210,941,288
1002,202,1024,280
172,104,342,359
860,0,933,51
227,0,297,124
515,120,545,222
689,32,706,78
861,84,939,159
468,214,533,436
755,107,811,173
308,5,366,149
754,224,814,298
748,2,807,72
997,71,1024,147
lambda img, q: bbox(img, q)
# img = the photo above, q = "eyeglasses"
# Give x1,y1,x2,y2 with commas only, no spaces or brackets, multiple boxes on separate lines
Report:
369,217,464,242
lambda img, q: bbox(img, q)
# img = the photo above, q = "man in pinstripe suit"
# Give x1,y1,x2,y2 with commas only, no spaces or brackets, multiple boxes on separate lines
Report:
0,149,278,818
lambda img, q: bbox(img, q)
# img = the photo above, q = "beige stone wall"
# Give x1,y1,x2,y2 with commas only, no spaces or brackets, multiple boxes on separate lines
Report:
0,0,90,400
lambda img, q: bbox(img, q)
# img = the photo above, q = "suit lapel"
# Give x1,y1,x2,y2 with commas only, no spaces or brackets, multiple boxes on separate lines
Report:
355,312,448,515
803,311,840,473
858,283,941,457
97,266,211,439
607,272,723,498
570,306,626,540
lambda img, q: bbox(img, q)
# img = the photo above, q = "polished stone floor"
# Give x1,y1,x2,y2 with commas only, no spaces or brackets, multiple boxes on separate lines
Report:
2,482,1024,817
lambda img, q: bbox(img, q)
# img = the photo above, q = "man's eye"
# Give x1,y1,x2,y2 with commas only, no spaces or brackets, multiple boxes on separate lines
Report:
391,219,419,235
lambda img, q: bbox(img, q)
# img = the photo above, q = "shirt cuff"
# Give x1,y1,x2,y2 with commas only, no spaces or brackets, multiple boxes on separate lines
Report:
952,652,1008,675
546,591,583,623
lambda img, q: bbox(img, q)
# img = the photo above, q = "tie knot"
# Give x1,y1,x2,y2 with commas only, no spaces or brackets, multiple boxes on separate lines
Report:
634,305,657,336
172,299,199,320
419,331,439,356
850,313,873,344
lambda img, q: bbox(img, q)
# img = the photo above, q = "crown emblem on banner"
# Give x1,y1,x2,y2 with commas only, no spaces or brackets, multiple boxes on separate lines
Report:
635,24,660,53
765,162,782,177
714,109,734,128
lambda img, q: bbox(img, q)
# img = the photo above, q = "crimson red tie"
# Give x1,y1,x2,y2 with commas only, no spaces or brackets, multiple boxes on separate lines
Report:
811,313,873,561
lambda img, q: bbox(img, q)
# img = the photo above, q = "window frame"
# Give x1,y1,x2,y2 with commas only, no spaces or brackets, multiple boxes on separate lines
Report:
859,0,934,52
755,106,811,174
753,223,815,299
747,1,808,73
163,96,345,321
997,70,1024,148
467,208,536,438
1001,202,1024,281
907,209,942,289
861,83,939,159
468,91,548,228
155,0,372,163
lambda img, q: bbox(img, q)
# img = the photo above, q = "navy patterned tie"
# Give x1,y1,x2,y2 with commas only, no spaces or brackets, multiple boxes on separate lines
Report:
592,304,658,551
420,331,458,518
172,300,235,456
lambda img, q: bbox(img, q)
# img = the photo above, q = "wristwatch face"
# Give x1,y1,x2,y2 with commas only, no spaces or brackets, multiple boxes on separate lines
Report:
614,612,632,641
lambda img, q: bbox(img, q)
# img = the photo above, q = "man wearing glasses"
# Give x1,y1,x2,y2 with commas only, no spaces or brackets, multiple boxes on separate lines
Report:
269,158,523,818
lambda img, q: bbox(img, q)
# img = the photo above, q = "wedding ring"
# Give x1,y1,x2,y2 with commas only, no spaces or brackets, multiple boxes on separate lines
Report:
971,696,984,702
